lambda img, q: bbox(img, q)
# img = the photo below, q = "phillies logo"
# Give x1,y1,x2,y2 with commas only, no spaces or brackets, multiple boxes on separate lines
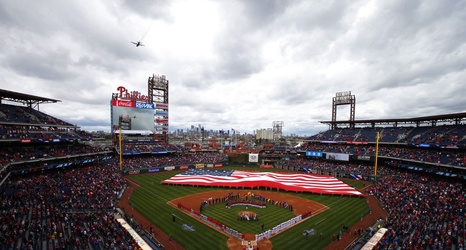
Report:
117,86,149,102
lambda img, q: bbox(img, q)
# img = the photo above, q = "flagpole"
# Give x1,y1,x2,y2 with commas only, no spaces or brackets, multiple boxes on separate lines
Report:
119,128,123,172
374,131,379,182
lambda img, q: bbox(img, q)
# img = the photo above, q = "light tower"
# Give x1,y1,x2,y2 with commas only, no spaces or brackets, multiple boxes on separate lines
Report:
332,91,356,129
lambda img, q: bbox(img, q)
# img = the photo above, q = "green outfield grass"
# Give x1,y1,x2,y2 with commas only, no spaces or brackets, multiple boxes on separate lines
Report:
127,168,370,250
202,202,296,234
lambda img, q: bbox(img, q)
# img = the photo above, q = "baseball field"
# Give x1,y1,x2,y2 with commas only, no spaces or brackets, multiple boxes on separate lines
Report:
124,167,370,250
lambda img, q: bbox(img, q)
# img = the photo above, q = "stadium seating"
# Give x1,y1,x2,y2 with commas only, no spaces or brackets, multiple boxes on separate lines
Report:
1,98,466,249
0,103,160,249
307,124,466,146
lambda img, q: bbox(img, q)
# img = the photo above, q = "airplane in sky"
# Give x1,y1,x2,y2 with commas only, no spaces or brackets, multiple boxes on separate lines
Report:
131,41,145,47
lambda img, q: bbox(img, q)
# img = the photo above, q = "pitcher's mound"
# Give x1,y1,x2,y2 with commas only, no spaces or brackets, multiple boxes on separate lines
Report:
237,211,258,220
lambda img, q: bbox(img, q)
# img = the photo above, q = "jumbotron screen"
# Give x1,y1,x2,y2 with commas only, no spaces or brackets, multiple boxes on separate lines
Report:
111,100,154,131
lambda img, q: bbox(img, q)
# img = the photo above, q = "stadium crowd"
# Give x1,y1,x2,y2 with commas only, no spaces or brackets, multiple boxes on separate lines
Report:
0,125,93,141
1,101,466,249
275,154,466,249
368,172,465,249
118,142,169,153
0,104,74,127
0,144,111,179
0,163,145,250
295,142,466,167
307,125,466,146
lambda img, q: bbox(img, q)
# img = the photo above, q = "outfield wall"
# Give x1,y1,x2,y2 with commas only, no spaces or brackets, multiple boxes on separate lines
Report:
122,162,225,175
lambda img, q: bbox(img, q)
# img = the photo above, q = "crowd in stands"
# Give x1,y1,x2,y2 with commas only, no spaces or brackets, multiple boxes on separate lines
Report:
307,124,466,146
2,146,463,249
284,156,466,249
1,101,466,249
0,104,74,127
118,141,181,154
367,172,465,249
0,162,148,250
0,125,93,142
0,143,109,170
295,142,466,167
284,158,391,177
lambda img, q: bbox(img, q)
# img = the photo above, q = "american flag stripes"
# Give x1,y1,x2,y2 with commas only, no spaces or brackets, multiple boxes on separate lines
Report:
162,170,363,196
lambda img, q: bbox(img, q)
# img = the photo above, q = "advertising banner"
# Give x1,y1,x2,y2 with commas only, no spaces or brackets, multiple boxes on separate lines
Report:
195,163,205,169
325,153,350,161
249,153,259,163
151,151,167,154
135,102,155,109
357,155,371,161
156,103,169,109
155,110,169,116
305,151,323,157
112,99,135,108
129,170,141,175
320,140,337,144
347,141,368,145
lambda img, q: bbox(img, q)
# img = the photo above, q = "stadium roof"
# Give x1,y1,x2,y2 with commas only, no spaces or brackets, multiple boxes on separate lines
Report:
319,112,466,127
0,89,61,108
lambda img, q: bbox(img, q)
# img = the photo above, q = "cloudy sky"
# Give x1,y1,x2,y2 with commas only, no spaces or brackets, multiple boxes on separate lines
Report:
1,0,465,136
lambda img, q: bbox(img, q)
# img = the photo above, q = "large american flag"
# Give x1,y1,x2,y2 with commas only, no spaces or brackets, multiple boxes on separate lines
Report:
162,170,363,196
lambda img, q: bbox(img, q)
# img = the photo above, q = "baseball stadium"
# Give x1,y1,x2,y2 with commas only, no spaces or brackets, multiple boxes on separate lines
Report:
0,83,465,250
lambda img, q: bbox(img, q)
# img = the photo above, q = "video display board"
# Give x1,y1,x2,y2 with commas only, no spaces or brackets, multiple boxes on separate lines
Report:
111,99,155,131
325,152,350,161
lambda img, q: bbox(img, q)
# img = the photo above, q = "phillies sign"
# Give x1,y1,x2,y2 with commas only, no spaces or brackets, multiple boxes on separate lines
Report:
117,86,149,102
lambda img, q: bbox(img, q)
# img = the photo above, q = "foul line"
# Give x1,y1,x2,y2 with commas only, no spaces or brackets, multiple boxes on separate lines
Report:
125,178,141,188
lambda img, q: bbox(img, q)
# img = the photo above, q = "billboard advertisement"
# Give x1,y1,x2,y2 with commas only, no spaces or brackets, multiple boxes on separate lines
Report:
154,101,169,132
156,103,169,109
111,99,155,131
249,153,259,163
305,151,323,157
155,110,169,116
325,153,350,161
112,85,168,133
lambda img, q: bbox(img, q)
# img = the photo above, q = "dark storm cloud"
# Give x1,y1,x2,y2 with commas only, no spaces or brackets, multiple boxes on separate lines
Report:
5,47,77,81
177,77,210,90
120,0,171,21
213,37,264,80
346,0,466,92
1,0,465,134
269,77,315,106
238,0,290,27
